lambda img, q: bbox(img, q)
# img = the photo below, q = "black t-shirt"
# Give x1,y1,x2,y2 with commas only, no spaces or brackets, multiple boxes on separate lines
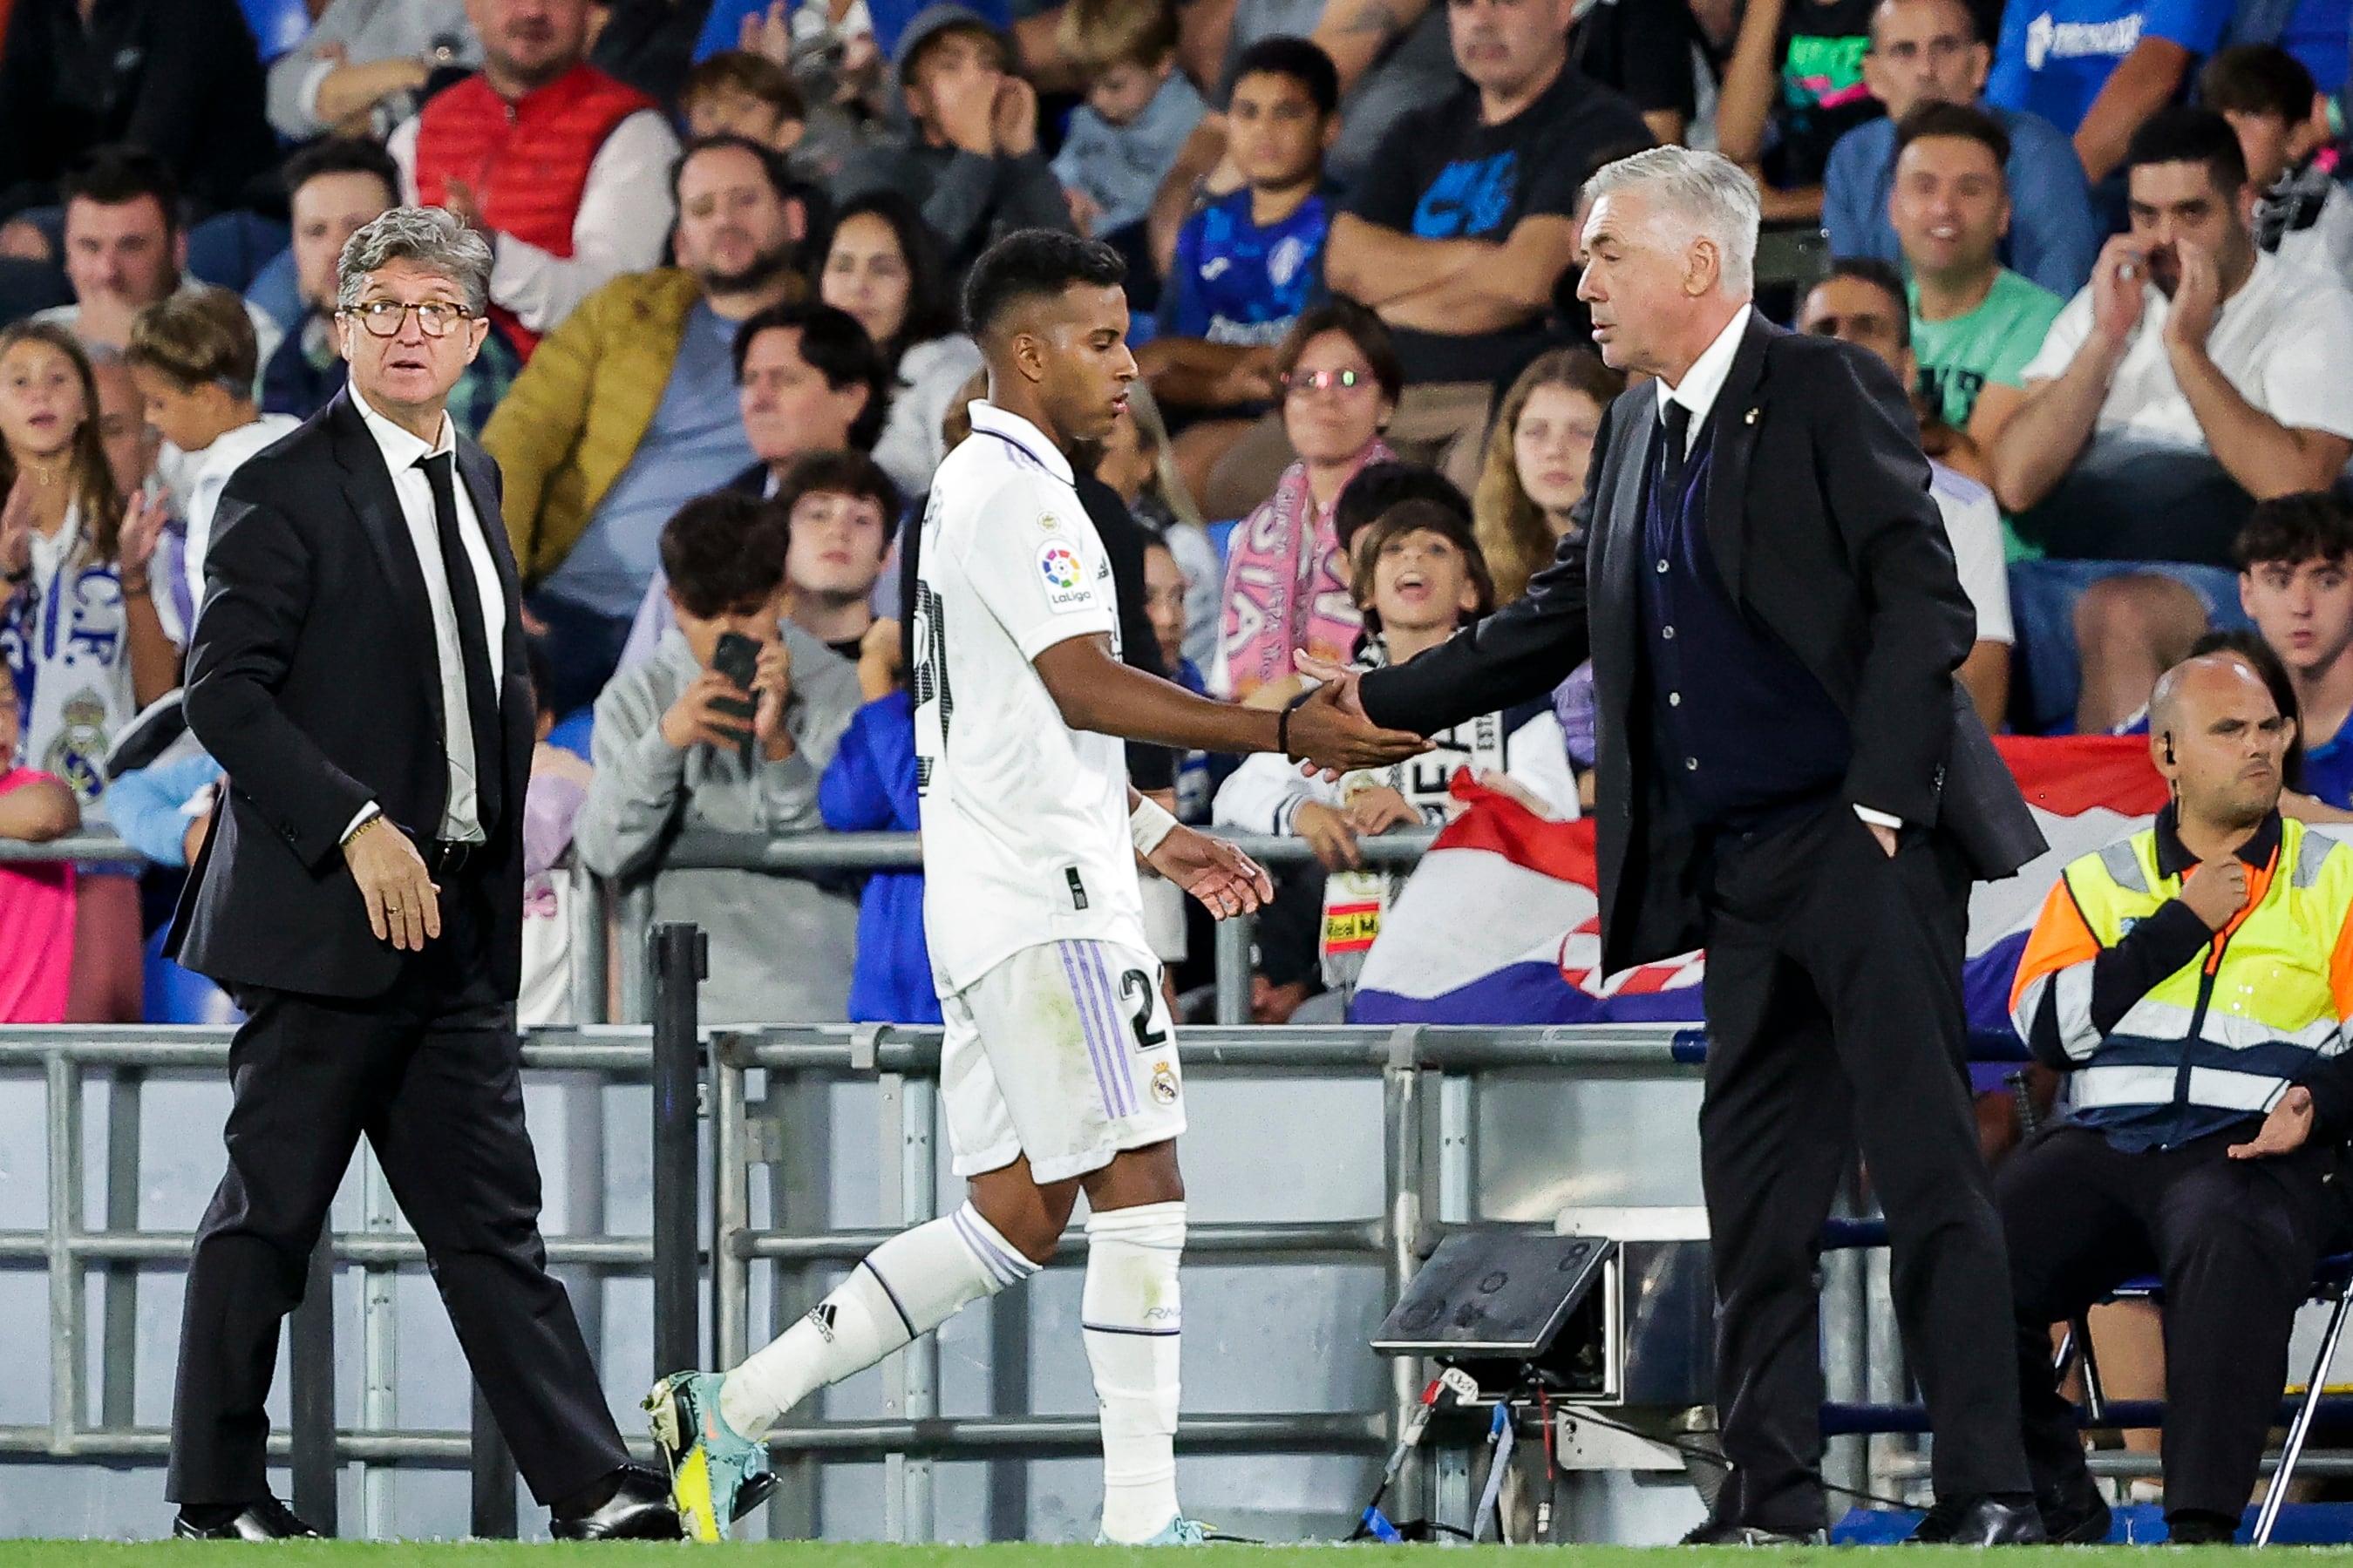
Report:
1343,64,1651,385
1764,0,1881,192
1570,0,1703,120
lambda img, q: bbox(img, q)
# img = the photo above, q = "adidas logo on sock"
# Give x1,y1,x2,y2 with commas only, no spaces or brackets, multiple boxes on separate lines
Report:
806,1303,838,1343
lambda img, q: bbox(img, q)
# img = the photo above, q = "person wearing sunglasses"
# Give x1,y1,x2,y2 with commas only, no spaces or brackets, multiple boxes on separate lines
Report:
162,206,679,1543
1211,297,1402,706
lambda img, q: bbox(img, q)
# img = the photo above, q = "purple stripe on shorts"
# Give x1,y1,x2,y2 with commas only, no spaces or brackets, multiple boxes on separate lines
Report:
1081,944,1137,1117
1057,940,1125,1122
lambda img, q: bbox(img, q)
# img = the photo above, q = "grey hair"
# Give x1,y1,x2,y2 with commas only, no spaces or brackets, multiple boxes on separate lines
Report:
1583,146,1761,296
336,206,493,316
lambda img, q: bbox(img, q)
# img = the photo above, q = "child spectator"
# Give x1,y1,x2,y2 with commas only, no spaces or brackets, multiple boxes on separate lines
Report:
1050,0,1206,241
0,322,177,805
1141,531,1212,825
123,290,300,642
0,759,78,1024
817,614,942,1025
819,192,984,498
1211,300,1398,705
2201,44,2353,286
1144,37,1339,508
834,5,1071,278
1213,498,1575,991
681,49,811,156
1471,350,1624,805
1330,459,1472,565
521,638,595,1028
577,492,864,1026
1471,348,1625,606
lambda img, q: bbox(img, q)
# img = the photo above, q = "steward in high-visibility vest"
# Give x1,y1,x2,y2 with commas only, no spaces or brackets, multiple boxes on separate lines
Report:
1996,653,2353,1545
2011,810,2353,1149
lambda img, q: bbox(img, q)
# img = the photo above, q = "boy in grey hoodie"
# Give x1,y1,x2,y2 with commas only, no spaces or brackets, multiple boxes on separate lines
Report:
577,492,865,1024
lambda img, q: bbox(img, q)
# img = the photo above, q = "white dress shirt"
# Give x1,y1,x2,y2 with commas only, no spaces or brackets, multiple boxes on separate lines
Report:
1656,302,1903,832
348,384,507,845
388,108,680,336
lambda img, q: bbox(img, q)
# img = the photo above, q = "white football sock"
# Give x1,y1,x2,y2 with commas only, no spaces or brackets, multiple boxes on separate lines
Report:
1083,1201,1187,1543
720,1202,1037,1440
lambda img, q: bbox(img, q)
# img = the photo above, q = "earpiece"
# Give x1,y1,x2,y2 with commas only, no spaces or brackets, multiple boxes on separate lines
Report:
2163,732,2177,766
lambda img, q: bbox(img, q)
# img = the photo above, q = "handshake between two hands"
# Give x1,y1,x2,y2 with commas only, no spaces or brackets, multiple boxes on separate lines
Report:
1283,654,1433,778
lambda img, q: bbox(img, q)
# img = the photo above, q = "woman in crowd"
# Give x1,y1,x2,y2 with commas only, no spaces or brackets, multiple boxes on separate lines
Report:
1469,348,1624,808
0,322,177,1022
819,191,983,499
1472,348,1625,606
1214,299,1399,704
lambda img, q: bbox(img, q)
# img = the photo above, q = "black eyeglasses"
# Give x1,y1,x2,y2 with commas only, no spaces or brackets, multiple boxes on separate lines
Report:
341,299,477,338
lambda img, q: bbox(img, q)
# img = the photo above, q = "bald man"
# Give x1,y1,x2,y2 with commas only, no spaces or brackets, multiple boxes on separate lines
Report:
2004,653,2353,1544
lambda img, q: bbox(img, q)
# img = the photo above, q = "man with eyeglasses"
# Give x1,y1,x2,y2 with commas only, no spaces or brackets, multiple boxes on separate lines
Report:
161,207,679,1544
1822,0,2098,298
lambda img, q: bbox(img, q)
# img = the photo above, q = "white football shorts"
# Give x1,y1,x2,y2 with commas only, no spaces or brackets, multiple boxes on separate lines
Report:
940,938,1186,1183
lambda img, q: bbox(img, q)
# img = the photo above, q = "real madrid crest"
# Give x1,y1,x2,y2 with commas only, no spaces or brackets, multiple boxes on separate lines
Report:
1151,1062,1179,1105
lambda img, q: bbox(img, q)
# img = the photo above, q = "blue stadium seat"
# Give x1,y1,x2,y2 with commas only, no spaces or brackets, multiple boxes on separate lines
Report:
1819,1217,2353,1546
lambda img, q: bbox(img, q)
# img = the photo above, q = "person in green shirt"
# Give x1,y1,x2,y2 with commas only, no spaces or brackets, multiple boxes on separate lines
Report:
1888,99,2065,556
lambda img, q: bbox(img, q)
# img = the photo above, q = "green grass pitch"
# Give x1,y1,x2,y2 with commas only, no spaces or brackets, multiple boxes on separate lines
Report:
0,1544,2275,1565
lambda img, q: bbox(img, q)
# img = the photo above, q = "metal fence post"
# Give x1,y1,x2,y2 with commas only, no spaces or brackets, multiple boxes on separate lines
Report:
711,1031,749,1372
652,923,708,1379
1214,912,1253,1024
99,1066,142,1432
289,1237,337,1534
877,1061,936,1542
44,1049,82,1456
1382,1026,1426,1527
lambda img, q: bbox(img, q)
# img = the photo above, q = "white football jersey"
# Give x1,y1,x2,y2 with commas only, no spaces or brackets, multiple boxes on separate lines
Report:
913,400,1146,991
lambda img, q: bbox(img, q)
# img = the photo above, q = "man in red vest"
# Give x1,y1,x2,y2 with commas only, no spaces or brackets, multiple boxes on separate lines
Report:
390,0,681,358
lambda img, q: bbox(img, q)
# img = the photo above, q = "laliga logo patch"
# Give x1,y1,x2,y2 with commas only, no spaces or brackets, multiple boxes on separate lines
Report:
1151,1062,1180,1105
1038,542,1092,613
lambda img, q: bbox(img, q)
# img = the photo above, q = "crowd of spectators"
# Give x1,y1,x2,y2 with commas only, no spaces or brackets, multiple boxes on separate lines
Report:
3,1,2353,1530
2,0,2353,1043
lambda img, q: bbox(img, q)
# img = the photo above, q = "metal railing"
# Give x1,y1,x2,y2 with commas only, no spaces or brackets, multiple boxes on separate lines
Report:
607,828,1439,1026
0,830,1754,1542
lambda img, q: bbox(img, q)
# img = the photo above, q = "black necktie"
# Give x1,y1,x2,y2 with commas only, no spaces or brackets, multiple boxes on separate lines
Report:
418,451,503,836
1658,399,1691,499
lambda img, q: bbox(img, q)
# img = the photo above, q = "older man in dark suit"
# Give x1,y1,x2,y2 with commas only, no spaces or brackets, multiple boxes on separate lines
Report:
1309,146,2050,1545
165,207,677,1542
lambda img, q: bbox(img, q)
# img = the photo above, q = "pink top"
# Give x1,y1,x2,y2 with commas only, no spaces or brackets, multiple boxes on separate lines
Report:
0,769,75,1024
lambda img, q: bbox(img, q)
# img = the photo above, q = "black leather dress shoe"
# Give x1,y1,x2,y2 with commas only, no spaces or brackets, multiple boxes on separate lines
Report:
2165,1510,2241,1545
548,1465,683,1542
2039,1478,2114,1544
173,1498,323,1540
1910,1494,2048,1545
1681,1517,1829,1545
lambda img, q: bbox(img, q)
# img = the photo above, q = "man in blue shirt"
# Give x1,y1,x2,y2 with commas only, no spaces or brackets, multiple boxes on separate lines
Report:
1825,0,2098,295
1140,37,1338,496
1986,0,2235,186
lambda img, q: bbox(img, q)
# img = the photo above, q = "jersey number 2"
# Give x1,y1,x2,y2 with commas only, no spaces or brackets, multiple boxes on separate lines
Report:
1119,968,1167,1050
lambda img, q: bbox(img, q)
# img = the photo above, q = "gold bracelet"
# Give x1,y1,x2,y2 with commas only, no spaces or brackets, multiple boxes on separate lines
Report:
345,814,384,847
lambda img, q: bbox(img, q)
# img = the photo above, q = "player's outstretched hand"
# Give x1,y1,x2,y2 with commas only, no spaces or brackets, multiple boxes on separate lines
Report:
1148,823,1275,920
1285,655,1432,777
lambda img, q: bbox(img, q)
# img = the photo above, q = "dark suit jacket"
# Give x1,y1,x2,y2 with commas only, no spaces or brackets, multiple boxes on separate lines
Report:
167,391,535,1001
1360,312,2045,975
